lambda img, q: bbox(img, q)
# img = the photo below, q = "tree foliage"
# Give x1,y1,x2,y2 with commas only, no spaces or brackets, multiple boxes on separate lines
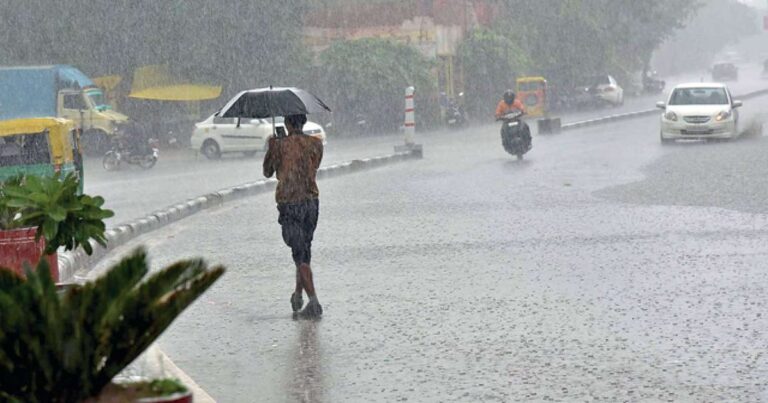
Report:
312,38,438,133
457,29,531,118
654,0,760,74
0,0,310,95
488,0,701,87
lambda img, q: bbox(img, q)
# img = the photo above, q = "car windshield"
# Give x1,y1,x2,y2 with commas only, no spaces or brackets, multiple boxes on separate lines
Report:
668,87,728,105
86,90,111,111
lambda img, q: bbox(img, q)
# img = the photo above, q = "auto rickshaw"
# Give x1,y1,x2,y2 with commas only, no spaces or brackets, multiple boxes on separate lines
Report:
516,76,548,117
0,117,83,193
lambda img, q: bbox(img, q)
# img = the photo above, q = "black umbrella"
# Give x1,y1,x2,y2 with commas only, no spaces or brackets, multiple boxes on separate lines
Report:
218,87,331,138
219,87,330,118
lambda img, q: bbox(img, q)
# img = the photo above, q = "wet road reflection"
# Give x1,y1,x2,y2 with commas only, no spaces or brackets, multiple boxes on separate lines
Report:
287,321,324,403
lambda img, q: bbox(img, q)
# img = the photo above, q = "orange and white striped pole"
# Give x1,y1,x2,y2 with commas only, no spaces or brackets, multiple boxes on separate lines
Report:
404,86,415,145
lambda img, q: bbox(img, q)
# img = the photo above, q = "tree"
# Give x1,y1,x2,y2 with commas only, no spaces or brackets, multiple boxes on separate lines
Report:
457,29,531,119
654,0,760,74
485,0,701,87
0,0,312,95
312,38,438,133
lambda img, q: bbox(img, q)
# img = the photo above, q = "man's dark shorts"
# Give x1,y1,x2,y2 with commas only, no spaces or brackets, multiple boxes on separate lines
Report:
277,199,319,265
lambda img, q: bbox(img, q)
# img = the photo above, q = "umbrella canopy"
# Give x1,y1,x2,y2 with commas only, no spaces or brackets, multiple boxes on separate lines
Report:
219,87,331,119
129,84,222,101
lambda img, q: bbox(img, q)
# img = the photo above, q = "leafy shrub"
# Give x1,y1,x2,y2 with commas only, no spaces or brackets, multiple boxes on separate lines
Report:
0,248,225,403
1,173,114,255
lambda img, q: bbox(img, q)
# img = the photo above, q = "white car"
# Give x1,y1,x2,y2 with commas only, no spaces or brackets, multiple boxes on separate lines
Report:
590,74,624,106
657,83,742,144
190,113,327,159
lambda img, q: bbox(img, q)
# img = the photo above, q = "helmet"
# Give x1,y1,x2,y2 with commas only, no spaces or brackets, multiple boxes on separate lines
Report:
503,90,516,105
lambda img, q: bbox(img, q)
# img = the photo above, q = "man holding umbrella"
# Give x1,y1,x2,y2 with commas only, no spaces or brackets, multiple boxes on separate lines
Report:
219,86,330,318
263,114,324,318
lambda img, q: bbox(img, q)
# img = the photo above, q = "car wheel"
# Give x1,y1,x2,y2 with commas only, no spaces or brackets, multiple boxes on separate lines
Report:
201,140,221,160
660,132,673,145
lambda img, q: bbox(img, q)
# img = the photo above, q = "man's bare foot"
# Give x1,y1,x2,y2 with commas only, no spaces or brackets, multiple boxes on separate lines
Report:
297,299,322,319
290,293,304,312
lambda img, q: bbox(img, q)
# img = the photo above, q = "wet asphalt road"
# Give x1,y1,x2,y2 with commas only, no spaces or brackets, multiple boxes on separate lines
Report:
88,84,768,401
85,65,767,226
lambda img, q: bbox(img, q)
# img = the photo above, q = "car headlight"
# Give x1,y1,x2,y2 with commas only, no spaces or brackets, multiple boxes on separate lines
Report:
664,111,678,121
715,111,731,121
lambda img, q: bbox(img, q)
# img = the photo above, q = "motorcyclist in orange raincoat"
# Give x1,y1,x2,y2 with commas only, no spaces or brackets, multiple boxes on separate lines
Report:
495,90,526,119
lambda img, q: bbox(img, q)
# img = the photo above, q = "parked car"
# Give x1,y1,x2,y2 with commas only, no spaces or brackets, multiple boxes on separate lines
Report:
656,83,742,144
190,114,327,159
588,74,624,106
712,62,738,81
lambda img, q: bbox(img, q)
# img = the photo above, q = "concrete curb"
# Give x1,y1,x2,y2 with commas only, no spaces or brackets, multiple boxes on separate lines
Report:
557,87,768,132
59,149,422,282
561,109,657,131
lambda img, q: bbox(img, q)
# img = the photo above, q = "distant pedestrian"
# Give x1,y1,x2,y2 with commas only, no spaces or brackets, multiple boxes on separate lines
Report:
263,114,324,318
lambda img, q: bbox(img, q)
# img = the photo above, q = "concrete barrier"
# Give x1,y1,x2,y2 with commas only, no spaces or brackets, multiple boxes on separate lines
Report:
59,148,422,282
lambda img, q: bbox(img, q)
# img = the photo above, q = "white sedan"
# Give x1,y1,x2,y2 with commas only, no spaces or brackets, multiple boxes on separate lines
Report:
191,113,327,159
656,83,742,144
590,74,624,106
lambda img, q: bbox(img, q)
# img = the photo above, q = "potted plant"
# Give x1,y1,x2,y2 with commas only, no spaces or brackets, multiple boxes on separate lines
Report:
0,173,114,281
0,248,225,402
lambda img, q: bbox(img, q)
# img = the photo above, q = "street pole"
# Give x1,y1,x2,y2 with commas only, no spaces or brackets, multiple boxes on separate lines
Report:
395,86,422,157
404,86,415,146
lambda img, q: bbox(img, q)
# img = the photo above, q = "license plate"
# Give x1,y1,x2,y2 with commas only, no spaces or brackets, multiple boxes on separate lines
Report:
508,122,519,127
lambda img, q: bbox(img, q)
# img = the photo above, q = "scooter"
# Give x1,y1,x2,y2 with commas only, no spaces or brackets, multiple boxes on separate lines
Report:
445,93,467,128
102,136,159,171
499,110,532,160
446,102,466,128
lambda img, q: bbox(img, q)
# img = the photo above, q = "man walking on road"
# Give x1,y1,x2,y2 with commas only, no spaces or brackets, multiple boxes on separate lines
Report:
263,114,324,318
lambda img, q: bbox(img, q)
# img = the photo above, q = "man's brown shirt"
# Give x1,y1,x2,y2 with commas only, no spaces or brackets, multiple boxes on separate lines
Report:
263,134,323,204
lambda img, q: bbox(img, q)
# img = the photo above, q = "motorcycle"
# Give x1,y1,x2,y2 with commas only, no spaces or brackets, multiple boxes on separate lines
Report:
498,110,532,160
102,136,159,171
445,93,467,128
445,102,466,128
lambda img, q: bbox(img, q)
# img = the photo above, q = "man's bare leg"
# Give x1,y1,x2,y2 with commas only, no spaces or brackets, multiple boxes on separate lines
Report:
290,265,304,312
298,263,322,318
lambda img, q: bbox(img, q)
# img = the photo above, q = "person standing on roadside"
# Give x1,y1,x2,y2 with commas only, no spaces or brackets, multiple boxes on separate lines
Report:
263,114,324,318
